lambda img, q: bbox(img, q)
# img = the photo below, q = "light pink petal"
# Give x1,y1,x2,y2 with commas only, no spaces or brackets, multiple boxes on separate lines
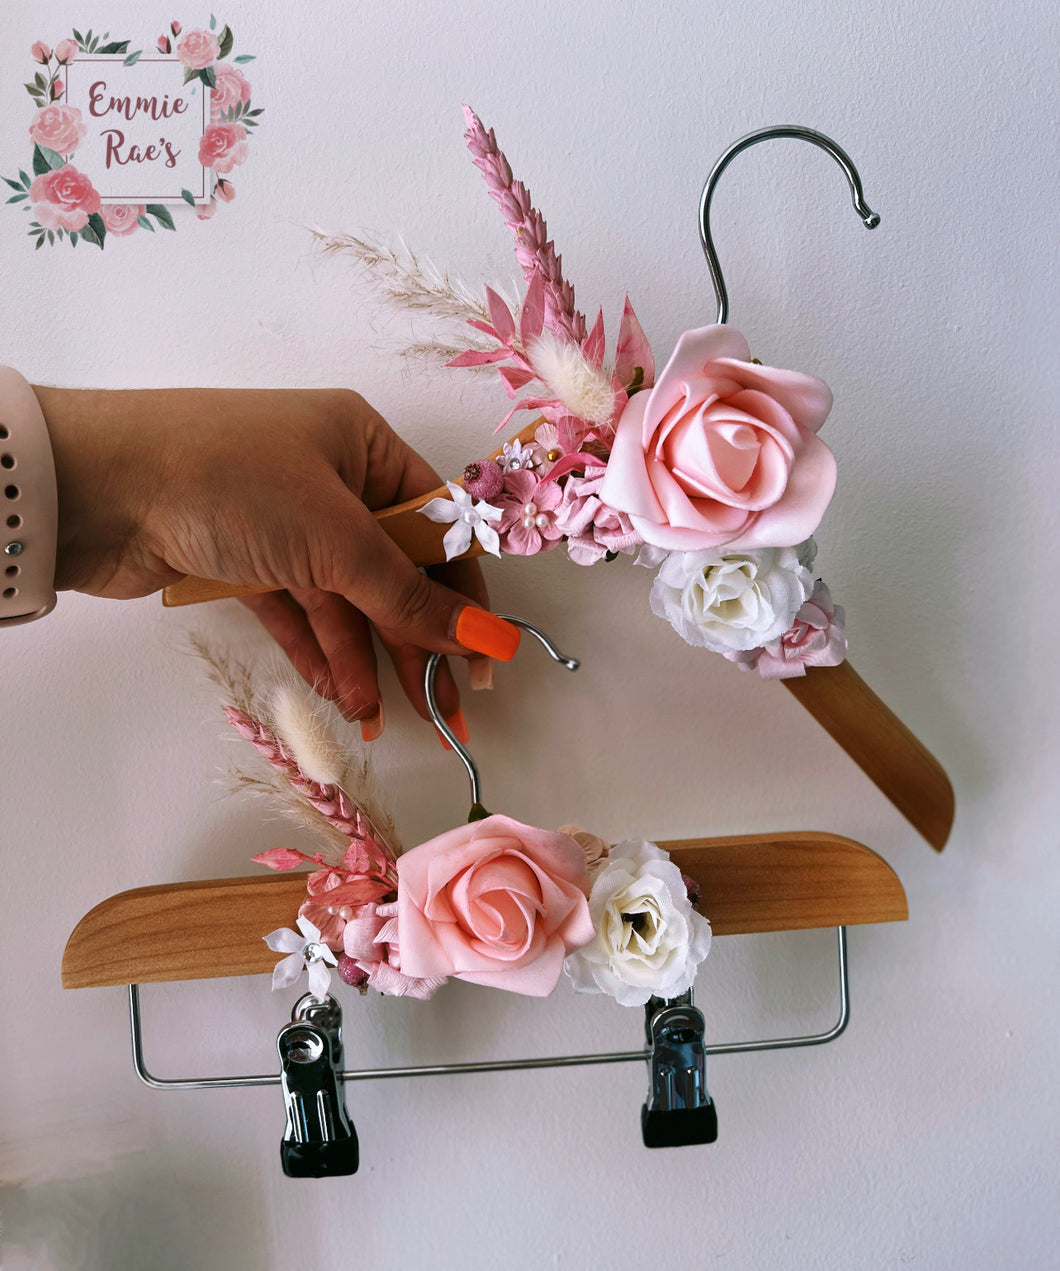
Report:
252,847,311,871
264,927,304,955
271,951,306,990
447,348,510,368
641,326,752,439
709,357,832,433
583,308,605,366
615,296,655,390
519,270,546,347
485,286,516,342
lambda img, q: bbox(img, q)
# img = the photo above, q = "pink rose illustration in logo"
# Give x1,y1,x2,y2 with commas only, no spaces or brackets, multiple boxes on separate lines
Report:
395,815,595,995
198,122,248,175
53,39,77,65
175,28,219,69
28,104,87,158
210,64,251,118
100,204,145,236
600,325,836,552
28,165,100,231
31,41,51,64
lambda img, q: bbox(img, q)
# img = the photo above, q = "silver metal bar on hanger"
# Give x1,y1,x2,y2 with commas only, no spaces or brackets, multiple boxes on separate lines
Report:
127,927,848,1091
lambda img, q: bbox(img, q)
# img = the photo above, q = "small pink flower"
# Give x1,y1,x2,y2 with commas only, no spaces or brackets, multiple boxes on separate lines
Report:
54,39,77,65
100,204,145,236
298,866,392,948
552,469,640,566
29,165,100,231
176,27,219,69
496,468,564,556
198,122,248,174
171,19,182,36
341,900,445,999
31,41,51,63
210,63,251,117
196,197,218,220
396,815,594,996
29,104,86,157
156,35,171,54
215,179,235,203
725,580,847,679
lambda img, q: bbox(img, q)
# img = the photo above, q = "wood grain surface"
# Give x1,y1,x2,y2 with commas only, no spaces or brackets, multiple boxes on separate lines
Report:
62,831,907,988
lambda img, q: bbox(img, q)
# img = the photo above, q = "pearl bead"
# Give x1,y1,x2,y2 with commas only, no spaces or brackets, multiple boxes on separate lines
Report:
535,513,549,529
522,502,537,516
339,906,352,920
462,509,477,524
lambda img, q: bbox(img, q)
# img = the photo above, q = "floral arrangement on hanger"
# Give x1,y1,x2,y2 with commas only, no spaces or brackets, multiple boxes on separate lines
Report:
311,107,846,679
201,645,711,1008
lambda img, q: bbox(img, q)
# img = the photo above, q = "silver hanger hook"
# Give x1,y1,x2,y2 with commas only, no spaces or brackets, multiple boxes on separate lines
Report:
699,125,880,326
425,615,580,818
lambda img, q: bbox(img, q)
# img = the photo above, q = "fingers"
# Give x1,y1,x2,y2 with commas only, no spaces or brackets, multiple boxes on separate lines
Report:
286,589,383,740
239,592,338,702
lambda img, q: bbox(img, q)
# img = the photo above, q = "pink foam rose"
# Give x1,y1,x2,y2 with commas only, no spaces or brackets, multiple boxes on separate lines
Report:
599,325,836,553
54,39,77,64
395,814,594,996
725,580,847,679
100,204,145,236
552,468,640,566
29,104,86,157
198,122,248,174
210,64,251,117
31,41,51,63
29,165,100,231
176,27,219,69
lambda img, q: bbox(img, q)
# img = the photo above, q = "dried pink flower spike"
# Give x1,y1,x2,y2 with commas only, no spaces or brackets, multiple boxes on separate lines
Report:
462,106,586,346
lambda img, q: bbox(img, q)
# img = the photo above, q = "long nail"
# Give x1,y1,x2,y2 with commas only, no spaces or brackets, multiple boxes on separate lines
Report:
454,608,521,661
468,655,494,691
438,708,470,750
360,703,385,743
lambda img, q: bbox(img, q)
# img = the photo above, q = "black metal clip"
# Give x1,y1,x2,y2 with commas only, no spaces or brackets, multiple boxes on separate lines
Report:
641,992,718,1148
278,994,359,1177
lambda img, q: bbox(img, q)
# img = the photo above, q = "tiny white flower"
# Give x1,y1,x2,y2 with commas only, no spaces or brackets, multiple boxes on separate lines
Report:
650,546,813,653
420,481,503,561
264,914,338,999
499,439,540,473
564,840,711,1007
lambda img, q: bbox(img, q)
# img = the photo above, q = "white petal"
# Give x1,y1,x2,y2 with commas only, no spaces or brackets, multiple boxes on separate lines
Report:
271,951,306,991
442,520,473,561
264,927,305,954
307,960,332,999
474,521,502,557
420,496,462,525
477,500,504,523
296,914,322,943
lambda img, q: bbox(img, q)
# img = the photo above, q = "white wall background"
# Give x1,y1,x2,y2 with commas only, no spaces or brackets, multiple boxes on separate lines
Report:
1,1,1058,1267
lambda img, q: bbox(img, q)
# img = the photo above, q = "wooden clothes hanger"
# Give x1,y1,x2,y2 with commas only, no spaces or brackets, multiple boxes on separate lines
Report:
158,125,953,851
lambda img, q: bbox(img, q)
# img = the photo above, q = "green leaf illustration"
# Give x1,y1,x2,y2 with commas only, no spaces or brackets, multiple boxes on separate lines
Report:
85,29,94,48
42,147,65,171
209,14,217,30
85,211,107,248
183,65,199,85
34,235,45,250
145,204,176,230
199,65,217,88
70,231,78,247
99,40,130,54
79,223,100,247
233,54,255,64
3,176,22,192
18,170,31,188
46,230,54,245
180,188,196,206
32,145,49,176
34,71,46,90
137,214,155,231
218,25,234,59
246,108,263,117
72,29,85,47
6,193,29,203
123,50,142,66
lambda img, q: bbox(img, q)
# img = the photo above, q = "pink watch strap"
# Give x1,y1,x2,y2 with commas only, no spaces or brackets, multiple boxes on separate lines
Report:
0,366,58,626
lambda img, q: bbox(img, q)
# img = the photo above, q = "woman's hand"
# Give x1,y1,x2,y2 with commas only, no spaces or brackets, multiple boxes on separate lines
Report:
33,385,517,738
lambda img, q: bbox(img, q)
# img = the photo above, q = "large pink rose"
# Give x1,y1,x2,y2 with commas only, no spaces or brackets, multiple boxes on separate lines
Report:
100,204,145,236
29,104,87,157
600,325,836,552
395,815,595,995
198,122,248,174
176,28,219,69
29,165,100,231
210,64,251,117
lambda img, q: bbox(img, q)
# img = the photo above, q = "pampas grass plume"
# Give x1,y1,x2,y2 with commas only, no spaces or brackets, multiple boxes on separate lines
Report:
528,332,614,425
270,682,347,788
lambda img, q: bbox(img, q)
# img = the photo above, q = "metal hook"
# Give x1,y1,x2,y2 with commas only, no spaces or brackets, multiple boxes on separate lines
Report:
425,615,580,816
699,125,881,326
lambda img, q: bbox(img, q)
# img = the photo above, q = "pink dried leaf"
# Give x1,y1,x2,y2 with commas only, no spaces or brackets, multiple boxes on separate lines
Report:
583,308,606,367
499,365,536,395
519,270,546,347
615,296,655,391
252,847,313,872
446,348,510,368
484,286,516,342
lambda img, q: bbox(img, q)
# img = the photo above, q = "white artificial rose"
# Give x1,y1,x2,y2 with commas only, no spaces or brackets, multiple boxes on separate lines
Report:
564,840,712,1007
649,546,812,653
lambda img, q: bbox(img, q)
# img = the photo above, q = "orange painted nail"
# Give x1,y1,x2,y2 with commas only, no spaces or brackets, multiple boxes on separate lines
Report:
454,608,521,661
360,703,385,743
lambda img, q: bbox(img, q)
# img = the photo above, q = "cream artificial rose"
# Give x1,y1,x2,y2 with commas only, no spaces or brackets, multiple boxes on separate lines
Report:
649,545,812,653
564,839,712,1007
